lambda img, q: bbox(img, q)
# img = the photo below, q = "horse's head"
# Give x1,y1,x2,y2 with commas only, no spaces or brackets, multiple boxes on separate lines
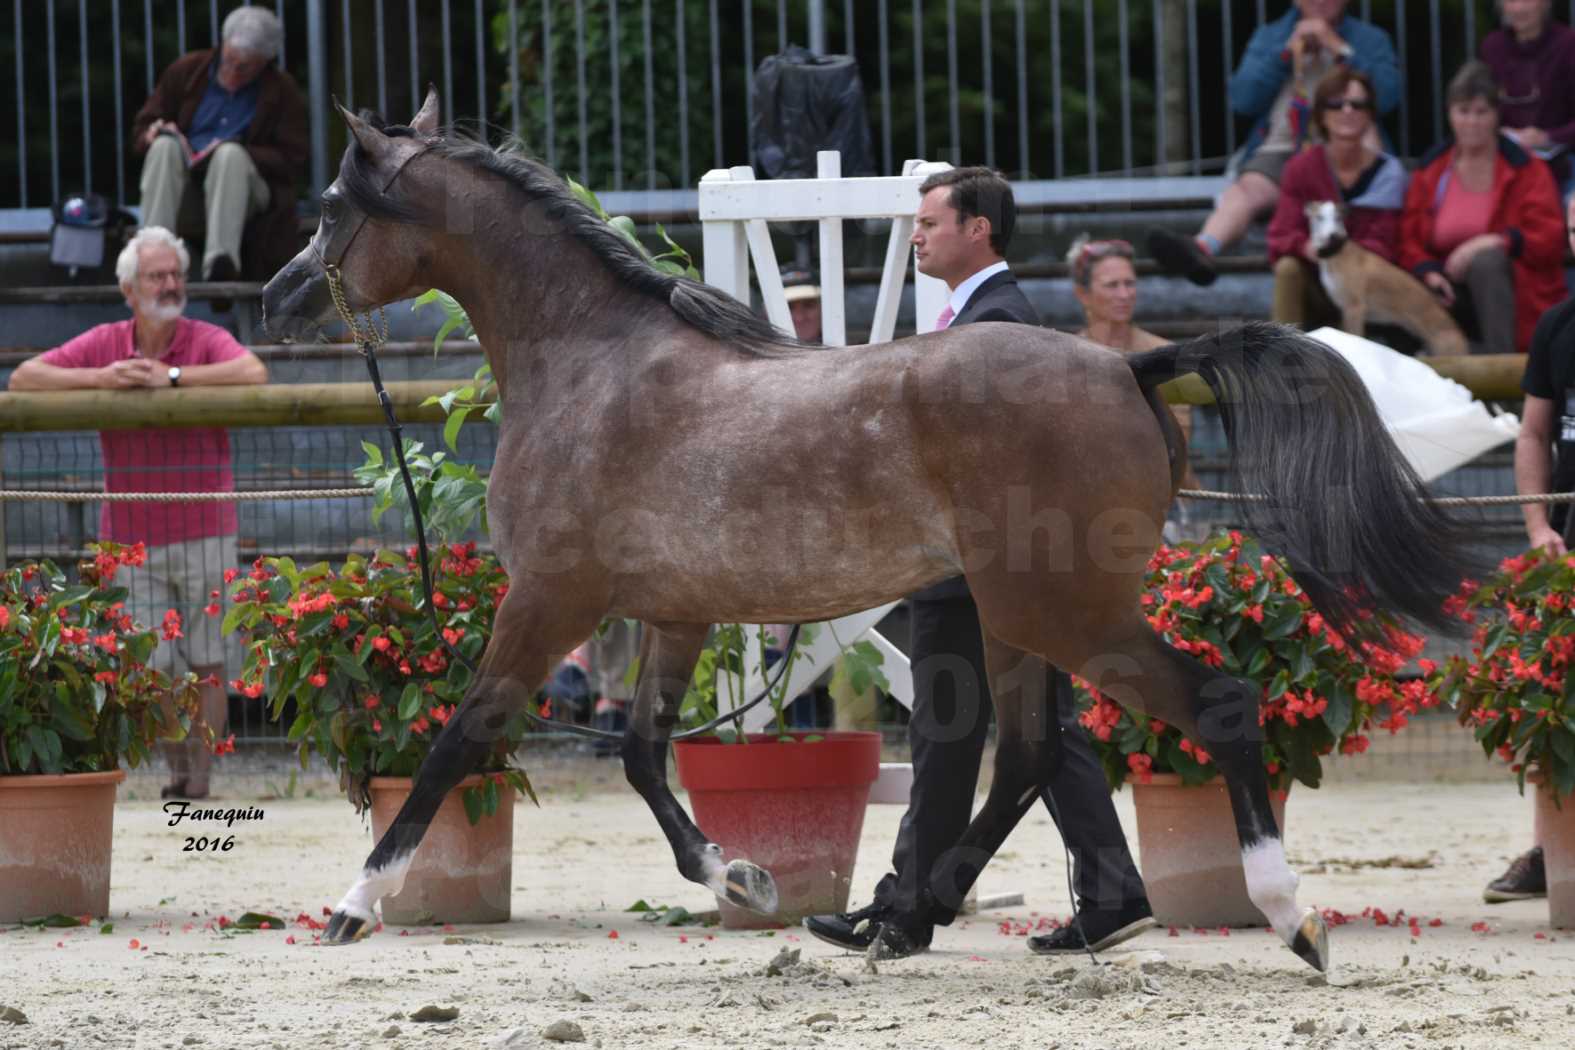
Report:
261,89,443,341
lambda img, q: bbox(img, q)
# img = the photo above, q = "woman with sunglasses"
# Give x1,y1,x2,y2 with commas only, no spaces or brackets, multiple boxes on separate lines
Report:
1399,61,1565,354
1481,0,1575,193
1067,236,1200,519
1266,67,1409,328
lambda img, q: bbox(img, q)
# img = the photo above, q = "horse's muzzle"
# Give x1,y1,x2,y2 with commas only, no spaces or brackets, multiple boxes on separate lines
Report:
261,249,335,342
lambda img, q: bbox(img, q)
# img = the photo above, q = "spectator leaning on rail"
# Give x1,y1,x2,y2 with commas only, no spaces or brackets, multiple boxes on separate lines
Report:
7,227,268,801
1399,61,1566,355
1484,191,1575,906
1265,67,1408,328
131,6,307,299
1066,235,1203,541
1148,0,1399,286
1481,0,1575,197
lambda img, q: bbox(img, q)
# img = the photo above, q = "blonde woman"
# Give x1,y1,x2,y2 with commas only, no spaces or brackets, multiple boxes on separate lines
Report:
1068,236,1201,522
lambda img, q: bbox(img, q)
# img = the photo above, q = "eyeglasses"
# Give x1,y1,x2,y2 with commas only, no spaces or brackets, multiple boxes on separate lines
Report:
1321,97,1373,112
139,268,186,285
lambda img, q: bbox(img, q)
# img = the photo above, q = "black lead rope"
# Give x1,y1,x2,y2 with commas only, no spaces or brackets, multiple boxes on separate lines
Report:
357,339,801,743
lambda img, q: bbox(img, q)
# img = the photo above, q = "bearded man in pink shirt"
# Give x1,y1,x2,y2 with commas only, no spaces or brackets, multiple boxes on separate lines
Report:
9,226,267,798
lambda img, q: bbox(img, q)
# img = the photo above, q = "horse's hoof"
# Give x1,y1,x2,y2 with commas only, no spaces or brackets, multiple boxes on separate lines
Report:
722,859,779,915
322,909,374,946
1289,907,1329,973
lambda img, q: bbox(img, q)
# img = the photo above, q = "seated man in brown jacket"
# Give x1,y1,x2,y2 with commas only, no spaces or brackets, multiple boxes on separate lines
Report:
132,6,306,294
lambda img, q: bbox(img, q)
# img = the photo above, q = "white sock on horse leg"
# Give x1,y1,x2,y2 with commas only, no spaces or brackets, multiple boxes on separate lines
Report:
334,853,414,921
697,842,730,896
1242,838,1302,941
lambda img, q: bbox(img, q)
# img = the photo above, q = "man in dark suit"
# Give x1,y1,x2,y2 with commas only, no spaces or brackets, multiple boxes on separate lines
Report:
804,167,1156,958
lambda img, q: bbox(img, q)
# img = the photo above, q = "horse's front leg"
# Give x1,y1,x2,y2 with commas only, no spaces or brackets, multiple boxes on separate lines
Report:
621,622,778,914
323,592,601,944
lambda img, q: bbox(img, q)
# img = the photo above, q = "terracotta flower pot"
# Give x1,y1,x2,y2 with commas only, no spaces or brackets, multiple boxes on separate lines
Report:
368,774,514,926
674,731,881,929
1131,773,1289,929
1535,778,1575,929
0,769,127,923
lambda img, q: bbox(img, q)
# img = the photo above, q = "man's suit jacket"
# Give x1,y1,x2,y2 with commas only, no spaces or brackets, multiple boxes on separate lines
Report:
913,267,1040,601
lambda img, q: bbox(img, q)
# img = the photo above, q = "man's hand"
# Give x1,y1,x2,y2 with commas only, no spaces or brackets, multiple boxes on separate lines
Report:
98,358,159,389
1422,271,1455,306
1529,524,1568,557
1292,18,1347,55
140,119,172,150
1444,233,1505,283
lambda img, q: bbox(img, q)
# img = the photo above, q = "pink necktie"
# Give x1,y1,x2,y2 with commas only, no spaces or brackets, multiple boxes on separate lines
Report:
935,304,955,330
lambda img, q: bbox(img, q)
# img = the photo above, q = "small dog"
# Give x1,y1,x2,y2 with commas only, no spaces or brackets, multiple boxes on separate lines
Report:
1305,200,1468,357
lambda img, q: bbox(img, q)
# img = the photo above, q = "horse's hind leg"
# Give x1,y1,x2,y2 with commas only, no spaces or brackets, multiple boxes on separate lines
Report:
1087,623,1328,971
322,593,601,944
621,623,778,914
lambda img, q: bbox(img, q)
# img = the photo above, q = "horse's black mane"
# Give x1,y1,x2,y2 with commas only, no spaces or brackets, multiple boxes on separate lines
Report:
339,121,803,355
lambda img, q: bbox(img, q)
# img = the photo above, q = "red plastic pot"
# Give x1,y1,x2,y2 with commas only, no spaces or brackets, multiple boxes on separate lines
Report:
674,731,881,929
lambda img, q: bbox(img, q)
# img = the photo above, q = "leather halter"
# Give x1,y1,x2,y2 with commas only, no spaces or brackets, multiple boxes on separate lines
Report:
310,141,432,345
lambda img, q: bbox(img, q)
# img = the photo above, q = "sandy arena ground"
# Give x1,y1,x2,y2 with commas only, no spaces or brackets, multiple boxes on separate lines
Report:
1,758,1572,1050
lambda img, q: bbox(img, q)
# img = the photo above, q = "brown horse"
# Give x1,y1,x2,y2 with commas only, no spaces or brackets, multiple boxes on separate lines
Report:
262,92,1474,971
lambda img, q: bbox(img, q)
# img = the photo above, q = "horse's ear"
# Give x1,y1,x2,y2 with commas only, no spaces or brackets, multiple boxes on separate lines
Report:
335,98,388,155
411,87,441,138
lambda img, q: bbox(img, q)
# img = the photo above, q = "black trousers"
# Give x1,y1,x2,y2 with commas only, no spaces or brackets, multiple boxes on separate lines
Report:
873,594,1146,925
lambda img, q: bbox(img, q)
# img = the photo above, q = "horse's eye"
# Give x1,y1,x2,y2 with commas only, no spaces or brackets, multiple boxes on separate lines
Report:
321,198,340,222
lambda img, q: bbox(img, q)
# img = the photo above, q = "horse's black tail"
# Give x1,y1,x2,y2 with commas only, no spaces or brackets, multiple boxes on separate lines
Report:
1128,321,1480,640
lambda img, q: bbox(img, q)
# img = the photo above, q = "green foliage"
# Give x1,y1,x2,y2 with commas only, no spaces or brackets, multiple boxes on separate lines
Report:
1077,532,1435,793
0,542,200,775
1444,548,1575,803
353,439,488,545
224,544,534,823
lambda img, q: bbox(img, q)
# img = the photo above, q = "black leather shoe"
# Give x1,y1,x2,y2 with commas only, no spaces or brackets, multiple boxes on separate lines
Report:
803,900,895,952
1484,847,1546,903
1147,230,1218,287
873,916,933,959
1027,899,1157,955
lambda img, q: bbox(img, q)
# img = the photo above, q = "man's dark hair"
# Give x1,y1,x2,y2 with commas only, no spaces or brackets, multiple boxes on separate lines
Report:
917,166,1016,256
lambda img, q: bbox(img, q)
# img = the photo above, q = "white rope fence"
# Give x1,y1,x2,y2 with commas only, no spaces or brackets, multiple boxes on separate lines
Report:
1176,488,1575,507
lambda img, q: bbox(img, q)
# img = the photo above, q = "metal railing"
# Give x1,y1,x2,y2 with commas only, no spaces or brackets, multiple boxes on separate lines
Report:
3,1,1528,214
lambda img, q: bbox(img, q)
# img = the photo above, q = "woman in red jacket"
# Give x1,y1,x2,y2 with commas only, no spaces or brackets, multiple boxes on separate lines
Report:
1399,61,1566,353
1267,67,1409,328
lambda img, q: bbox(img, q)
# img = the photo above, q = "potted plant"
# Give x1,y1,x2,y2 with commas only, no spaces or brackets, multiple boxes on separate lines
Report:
1442,547,1575,928
0,541,200,922
671,624,888,929
1076,532,1436,927
222,537,534,925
